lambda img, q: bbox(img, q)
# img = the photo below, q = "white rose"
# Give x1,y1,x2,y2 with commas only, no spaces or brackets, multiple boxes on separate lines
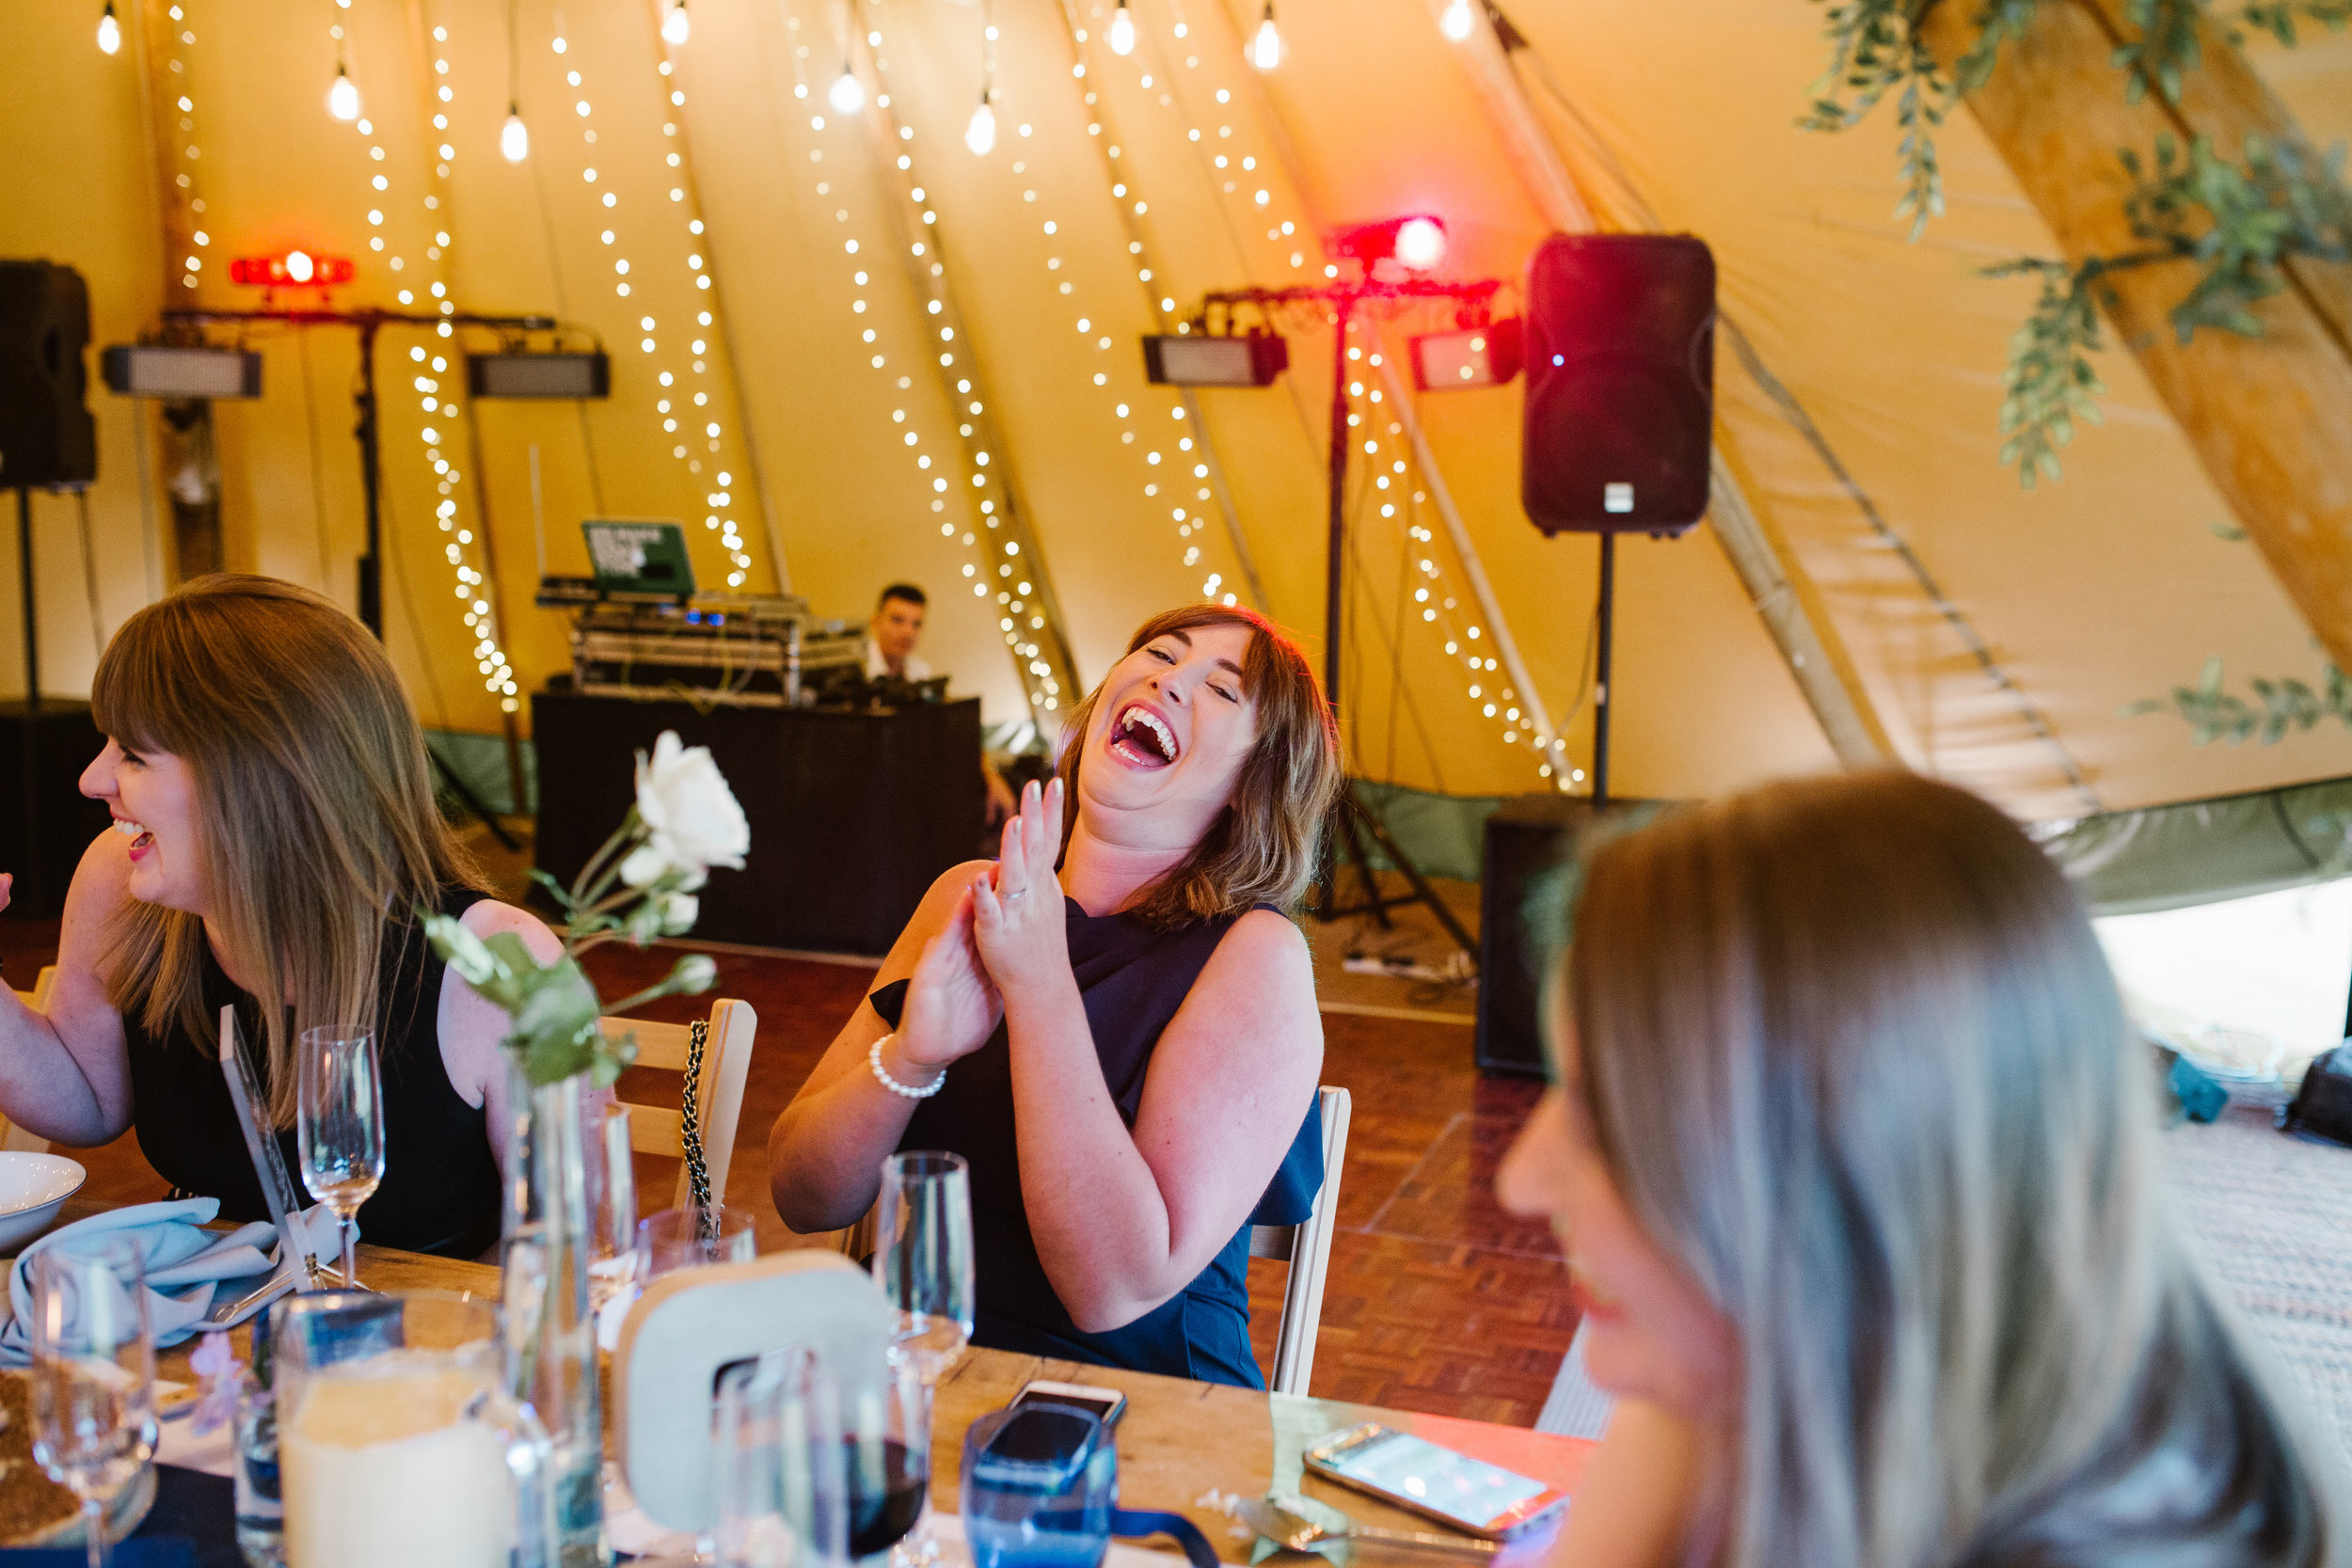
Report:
653,891,699,935
631,731,749,882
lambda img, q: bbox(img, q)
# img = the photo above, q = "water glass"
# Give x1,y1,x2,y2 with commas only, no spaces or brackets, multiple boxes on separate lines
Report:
960,1402,1117,1568
635,1204,756,1282
295,1024,385,1288
28,1239,159,1568
590,1104,640,1348
873,1152,975,1375
711,1348,849,1568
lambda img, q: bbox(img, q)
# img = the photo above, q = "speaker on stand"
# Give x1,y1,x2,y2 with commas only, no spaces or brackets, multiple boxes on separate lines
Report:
0,261,112,919
1522,233,1716,810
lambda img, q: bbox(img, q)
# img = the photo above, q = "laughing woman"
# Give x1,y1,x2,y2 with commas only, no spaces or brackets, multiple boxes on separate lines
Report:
769,605,1341,1387
0,575,560,1258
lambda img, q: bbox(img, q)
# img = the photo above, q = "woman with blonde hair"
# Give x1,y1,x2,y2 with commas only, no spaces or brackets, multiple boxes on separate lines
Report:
770,604,1341,1386
0,574,558,1257
1501,770,2341,1568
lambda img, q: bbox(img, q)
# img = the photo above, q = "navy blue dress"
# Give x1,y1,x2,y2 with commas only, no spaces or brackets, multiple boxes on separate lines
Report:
871,897,1322,1389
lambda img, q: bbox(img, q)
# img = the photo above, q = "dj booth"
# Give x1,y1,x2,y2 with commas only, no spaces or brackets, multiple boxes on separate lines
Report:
532,688,986,956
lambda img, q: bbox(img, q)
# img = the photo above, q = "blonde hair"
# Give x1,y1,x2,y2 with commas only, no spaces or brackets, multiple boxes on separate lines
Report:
92,575,484,1126
1565,771,2337,1568
1055,605,1340,927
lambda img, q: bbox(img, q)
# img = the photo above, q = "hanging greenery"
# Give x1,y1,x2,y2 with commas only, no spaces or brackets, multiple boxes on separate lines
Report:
1800,0,2352,484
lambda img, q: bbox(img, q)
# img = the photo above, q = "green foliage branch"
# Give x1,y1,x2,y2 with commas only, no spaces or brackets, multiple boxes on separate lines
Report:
1799,0,2352,484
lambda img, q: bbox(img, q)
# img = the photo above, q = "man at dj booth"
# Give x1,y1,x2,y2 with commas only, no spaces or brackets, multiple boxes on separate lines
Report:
863,582,1019,825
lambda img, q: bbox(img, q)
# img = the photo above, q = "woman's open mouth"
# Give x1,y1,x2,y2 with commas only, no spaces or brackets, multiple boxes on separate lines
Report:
1107,705,1179,769
112,817,155,861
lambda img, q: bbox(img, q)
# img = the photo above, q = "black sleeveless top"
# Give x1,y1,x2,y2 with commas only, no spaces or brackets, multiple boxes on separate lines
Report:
873,897,1323,1389
123,885,506,1259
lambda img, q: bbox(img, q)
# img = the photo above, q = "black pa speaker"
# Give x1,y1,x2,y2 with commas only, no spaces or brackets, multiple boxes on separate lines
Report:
1521,234,1714,536
0,702,113,920
0,262,96,491
1475,795,1594,1076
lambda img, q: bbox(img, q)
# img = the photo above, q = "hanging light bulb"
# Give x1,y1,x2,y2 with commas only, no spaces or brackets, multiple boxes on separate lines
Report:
501,103,530,161
661,0,691,45
1439,0,1475,40
1107,0,1136,55
96,1,120,55
1250,3,1281,69
828,64,865,114
326,61,361,121
965,92,997,156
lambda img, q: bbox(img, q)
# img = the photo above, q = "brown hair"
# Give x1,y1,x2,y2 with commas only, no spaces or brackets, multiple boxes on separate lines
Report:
1055,605,1340,927
92,575,484,1126
1564,771,2337,1568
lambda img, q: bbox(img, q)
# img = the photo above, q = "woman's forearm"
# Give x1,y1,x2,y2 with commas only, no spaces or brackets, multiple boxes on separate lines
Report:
1001,975,1185,1332
767,1036,930,1233
0,989,120,1147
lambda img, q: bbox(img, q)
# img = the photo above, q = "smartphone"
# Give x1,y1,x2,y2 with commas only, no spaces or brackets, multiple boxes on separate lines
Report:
1304,1423,1568,1539
1011,1379,1129,1431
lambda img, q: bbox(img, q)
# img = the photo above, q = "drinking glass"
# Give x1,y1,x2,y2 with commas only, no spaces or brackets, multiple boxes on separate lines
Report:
872,1152,975,1377
589,1104,640,1345
635,1204,756,1283
711,1348,849,1568
28,1240,159,1568
960,1402,1117,1568
295,1024,385,1288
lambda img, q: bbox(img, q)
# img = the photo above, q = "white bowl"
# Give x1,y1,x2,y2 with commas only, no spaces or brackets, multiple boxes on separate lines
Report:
0,1152,87,1254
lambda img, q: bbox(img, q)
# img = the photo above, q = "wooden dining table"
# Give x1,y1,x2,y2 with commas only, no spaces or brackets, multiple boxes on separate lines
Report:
75,1197,1597,1563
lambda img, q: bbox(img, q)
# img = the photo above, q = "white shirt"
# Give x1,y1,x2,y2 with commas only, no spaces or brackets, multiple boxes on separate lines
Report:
863,636,932,683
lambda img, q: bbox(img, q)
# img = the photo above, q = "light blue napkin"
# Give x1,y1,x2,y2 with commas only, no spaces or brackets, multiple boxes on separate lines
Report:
0,1197,349,1363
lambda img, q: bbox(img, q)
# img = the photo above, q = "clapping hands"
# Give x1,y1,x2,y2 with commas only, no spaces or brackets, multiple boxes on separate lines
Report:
972,778,1072,1002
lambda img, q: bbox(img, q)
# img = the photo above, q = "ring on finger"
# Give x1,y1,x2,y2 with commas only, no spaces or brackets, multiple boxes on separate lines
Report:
1002,886,1027,902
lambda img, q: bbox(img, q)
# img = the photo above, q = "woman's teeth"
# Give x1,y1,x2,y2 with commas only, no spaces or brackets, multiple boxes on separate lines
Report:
1115,705,1177,763
112,818,148,840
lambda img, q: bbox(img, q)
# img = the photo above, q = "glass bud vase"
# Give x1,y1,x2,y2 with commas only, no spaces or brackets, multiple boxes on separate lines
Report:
502,1064,610,1568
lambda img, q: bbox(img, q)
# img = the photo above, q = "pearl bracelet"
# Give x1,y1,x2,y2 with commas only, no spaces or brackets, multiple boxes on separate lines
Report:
868,1034,947,1099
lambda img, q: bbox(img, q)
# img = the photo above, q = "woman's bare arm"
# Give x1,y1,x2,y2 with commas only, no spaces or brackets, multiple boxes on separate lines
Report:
0,833,138,1147
766,861,1003,1233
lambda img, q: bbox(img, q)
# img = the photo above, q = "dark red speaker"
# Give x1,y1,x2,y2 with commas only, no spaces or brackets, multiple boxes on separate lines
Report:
0,261,96,491
1521,234,1714,535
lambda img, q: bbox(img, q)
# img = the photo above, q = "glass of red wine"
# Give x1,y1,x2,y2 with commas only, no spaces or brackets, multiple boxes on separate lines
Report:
851,1353,930,1564
712,1348,930,1568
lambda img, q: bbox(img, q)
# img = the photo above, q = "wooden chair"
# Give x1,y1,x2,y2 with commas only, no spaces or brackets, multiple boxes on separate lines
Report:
0,968,60,1153
1250,1085,1351,1397
599,998,757,1211
837,1084,1353,1397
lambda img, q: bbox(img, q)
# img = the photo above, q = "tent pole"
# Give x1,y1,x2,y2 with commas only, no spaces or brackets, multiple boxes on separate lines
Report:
1426,0,1899,772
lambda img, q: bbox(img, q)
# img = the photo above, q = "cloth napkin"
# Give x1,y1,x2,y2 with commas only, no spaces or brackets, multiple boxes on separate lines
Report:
0,1197,348,1363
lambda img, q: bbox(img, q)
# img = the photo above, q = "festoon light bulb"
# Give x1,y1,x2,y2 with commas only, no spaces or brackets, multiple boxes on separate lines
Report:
964,93,996,155
661,1,691,45
1107,0,1136,55
1439,0,1475,40
828,65,865,114
327,63,361,121
1249,3,1281,69
501,104,530,161
96,1,120,55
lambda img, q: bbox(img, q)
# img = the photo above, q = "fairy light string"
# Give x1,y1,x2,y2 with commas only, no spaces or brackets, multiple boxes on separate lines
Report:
839,5,1083,720
646,0,792,591
154,2,209,298
548,21,758,591
322,5,519,716
1049,0,1264,610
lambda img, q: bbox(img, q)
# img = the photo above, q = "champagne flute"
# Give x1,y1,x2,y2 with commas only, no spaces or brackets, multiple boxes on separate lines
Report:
872,1151,975,1377
29,1241,159,1568
589,1103,640,1340
296,1024,385,1289
873,1151,971,1568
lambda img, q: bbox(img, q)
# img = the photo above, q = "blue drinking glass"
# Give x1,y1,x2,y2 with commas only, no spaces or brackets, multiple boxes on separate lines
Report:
959,1403,1118,1568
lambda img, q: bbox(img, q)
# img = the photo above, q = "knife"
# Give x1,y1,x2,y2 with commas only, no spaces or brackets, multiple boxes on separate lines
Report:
218,1004,331,1288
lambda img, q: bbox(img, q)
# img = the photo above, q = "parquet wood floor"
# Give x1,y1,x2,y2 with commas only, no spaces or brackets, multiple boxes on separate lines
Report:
0,909,1573,1426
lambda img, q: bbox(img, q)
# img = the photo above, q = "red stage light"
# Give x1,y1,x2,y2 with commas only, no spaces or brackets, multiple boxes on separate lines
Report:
1328,215,1448,275
229,250,356,287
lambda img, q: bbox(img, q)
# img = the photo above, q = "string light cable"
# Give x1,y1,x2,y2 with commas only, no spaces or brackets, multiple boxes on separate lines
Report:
763,0,1068,714
545,17,760,591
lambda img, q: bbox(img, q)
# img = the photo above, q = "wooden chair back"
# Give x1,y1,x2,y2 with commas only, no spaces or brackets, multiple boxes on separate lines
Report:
1247,1085,1352,1397
599,998,757,1211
